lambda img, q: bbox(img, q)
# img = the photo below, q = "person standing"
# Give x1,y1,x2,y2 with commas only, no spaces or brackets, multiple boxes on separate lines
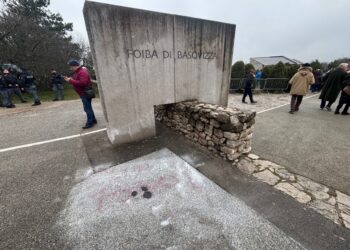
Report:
288,63,315,114
64,59,97,129
311,69,322,93
0,73,14,108
51,70,64,101
2,69,16,108
242,69,257,104
334,74,350,115
319,63,348,111
19,69,41,106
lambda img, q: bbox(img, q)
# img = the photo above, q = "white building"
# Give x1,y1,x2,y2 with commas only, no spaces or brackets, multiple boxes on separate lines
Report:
250,56,303,70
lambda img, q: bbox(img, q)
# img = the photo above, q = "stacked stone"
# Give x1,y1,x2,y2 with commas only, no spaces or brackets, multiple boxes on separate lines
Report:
155,100,255,161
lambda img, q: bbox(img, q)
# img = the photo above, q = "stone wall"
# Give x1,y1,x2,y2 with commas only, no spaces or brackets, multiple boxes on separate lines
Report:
155,101,255,161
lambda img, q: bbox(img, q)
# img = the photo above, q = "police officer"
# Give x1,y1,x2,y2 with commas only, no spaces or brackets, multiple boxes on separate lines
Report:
51,70,64,101
11,70,27,103
2,69,16,108
0,73,10,108
19,69,41,106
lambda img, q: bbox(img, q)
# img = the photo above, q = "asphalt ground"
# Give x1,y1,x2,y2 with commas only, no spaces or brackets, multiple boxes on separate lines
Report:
252,95,350,195
1,98,350,249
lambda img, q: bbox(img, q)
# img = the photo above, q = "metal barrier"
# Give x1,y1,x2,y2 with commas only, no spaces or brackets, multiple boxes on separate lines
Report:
262,78,289,91
230,78,289,91
230,78,242,91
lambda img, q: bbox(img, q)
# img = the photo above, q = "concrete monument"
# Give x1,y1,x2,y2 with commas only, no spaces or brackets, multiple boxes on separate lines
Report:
84,1,236,145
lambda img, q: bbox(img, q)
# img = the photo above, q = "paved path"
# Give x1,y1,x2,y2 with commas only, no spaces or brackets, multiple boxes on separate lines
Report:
252,95,350,195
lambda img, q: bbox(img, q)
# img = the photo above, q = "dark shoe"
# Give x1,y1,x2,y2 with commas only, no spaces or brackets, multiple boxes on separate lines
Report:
82,124,94,129
295,107,299,112
335,111,340,115
52,99,59,101
32,101,41,106
93,120,98,124
325,107,332,111
242,101,248,104
251,101,257,104
6,104,15,108
341,112,350,115
289,111,294,114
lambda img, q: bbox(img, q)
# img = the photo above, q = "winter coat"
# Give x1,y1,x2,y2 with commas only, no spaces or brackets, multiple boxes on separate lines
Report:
3,74,18,88
51,74,63,86
319,68,347,103
69,66,92,97
339,75,350,104
289,67,315,96
243,73,255,89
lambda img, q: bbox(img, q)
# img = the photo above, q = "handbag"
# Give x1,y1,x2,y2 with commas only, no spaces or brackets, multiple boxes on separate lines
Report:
343,86,350,95
84,85,96,99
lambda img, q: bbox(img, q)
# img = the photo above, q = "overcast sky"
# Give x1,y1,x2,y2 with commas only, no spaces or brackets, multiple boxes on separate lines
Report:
49,0,350,63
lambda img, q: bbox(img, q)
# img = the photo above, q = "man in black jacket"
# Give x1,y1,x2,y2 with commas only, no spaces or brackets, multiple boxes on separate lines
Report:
242,69,257,104
18,70,41,106
2,69,16,108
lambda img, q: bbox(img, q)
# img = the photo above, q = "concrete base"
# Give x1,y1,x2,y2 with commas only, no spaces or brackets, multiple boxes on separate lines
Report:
57,148,303,249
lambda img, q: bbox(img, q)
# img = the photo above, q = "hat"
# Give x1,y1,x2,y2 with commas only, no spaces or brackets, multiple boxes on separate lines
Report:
302,63,311,67
3,69,9,74
68,59,80,66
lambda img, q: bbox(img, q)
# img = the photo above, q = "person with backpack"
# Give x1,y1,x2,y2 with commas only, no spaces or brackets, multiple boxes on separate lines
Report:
288,63,315,114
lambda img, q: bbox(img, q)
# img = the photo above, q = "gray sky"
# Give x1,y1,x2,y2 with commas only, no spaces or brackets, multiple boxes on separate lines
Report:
49,0,350,63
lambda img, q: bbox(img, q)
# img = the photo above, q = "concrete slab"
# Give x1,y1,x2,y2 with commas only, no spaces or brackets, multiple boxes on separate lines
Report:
57,148,303,249
83,1,235,145
252,95,350,195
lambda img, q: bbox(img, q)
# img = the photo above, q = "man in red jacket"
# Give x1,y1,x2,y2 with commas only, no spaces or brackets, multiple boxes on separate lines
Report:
64,59,97,129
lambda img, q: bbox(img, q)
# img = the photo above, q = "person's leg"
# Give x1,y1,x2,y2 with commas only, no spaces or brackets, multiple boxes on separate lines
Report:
26,85,41,105
6,89,15,108
0,90,9,107
320,99,326,109
14,87,26,102
81,96,94,126
248,88,255,103
52,85,59,100
335,99,344,114
242,88,248,103
325,101,334,111
59,84,64,100
341,102,350,115
290,95,297,113
295,95,304,111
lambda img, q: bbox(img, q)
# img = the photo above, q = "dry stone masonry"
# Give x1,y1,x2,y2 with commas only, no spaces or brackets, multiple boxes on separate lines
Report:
237,154,350,230
156,101,256,161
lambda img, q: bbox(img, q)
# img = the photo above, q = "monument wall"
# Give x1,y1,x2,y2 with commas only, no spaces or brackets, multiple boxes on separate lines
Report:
155,101,255,161
84,1,236,145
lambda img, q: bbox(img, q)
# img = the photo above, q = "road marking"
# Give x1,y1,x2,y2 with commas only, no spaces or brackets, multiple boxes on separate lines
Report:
0,128,107,153
257,94,319,114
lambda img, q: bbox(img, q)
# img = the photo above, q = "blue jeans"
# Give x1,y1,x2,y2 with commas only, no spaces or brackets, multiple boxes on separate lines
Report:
81,96,96,125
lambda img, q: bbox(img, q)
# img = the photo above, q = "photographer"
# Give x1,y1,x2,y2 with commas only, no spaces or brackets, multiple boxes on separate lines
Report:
64,59,97,129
